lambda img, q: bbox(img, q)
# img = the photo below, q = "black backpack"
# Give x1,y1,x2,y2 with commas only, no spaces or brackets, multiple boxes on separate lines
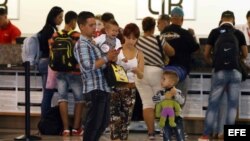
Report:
49,30,78,72
37,106,63,135
213,29,240,71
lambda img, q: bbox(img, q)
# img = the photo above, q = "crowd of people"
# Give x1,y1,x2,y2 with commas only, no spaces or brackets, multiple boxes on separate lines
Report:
1,5,250,141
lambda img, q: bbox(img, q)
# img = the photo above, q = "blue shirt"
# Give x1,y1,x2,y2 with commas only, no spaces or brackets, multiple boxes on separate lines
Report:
74,35,110,93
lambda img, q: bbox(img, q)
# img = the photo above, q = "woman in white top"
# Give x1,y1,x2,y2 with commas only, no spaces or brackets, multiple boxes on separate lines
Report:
109,23,144,141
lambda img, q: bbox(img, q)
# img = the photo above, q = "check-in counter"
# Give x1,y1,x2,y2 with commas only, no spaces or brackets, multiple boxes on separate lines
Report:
1,43,250,132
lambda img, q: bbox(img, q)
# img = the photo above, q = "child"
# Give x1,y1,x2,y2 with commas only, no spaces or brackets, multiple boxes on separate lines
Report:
152,70,185,141
94,19,122,53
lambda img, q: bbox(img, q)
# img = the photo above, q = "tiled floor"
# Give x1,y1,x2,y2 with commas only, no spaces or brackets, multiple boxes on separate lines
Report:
0,129,224,141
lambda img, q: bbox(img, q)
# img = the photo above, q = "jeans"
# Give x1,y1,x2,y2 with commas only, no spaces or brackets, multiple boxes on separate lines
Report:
57,72,83,102
38,58,54,117
213,91,227,135
203,69,242,135
83,90,110,141
163,116,185,141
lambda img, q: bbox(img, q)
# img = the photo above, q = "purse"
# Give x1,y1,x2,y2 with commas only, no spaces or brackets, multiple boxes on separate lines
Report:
46,66,58,89
103,62,129,88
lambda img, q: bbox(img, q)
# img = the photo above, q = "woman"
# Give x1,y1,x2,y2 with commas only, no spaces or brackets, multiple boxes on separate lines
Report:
38,6,64,117
135,16,175,140
109,23,144,141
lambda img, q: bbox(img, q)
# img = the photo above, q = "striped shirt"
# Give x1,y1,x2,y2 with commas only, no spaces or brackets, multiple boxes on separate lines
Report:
136,35,166,66
74,35,110,93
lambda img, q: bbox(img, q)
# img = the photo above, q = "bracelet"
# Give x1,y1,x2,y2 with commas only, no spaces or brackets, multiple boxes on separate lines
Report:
102,56,108,63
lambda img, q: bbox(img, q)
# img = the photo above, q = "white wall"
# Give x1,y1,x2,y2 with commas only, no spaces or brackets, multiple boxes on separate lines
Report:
10,0,250,37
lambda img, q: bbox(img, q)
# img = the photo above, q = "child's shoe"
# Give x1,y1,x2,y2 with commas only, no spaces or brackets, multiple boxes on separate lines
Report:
72,128,84,136
198,135,210,141
62,129,70,136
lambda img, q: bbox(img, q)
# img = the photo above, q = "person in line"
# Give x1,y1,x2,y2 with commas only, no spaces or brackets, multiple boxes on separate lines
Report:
157,14,170,34
93,14,104,37
0,8,21,44
38,6,64,117
236,10,250,46
109,23,144,141
161,7,199,102
74,11,119,141
135,16,175,140
198,10,248,141
153,70,185,141
49,11,84,136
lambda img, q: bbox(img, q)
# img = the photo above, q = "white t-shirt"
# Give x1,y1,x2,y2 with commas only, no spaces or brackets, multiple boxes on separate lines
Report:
94,34,121,53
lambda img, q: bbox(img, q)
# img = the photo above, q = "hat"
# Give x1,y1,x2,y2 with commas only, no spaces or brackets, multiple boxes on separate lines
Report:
221,10,234,19
171,7,184,17
163,65,187,82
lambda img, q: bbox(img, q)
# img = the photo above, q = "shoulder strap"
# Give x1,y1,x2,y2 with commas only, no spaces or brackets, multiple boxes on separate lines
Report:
156,35,165,63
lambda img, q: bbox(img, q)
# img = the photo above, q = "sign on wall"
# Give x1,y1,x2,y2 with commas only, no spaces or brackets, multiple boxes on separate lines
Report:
136,0,196,20
0,0,19,19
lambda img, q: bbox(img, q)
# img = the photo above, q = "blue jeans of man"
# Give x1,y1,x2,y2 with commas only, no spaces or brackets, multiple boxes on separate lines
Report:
83,90,110,141
203,69,242,136
38,58,54,117
163,116,185,141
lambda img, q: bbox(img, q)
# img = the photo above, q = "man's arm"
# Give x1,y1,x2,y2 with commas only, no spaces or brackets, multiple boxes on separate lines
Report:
204,44,213,65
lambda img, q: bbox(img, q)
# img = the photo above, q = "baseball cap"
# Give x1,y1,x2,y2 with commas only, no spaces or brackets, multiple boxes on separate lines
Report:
221,10,234,19
171,7,184,17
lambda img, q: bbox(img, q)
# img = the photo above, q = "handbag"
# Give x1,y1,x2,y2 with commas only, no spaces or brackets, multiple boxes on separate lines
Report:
46,66,58,89
103,62,129,88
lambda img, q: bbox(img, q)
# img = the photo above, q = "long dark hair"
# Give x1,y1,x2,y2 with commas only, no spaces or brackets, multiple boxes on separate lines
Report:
45,6,63,29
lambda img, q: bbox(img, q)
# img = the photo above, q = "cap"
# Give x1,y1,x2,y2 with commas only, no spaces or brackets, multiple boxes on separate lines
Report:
171,7,184,17
163,65,187,82
221,10,234,19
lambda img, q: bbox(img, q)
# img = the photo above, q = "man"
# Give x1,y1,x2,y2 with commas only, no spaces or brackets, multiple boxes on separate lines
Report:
161,7,199,102
49,11,84,136
157,14,170,33
0,8,21,44
74,11,119,141
198,10,248,141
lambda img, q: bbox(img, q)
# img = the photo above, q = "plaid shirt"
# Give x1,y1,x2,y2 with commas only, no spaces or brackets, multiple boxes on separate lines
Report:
74,35,110,93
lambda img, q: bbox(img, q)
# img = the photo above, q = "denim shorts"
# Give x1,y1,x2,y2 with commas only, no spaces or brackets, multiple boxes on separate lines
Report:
57,72,83,103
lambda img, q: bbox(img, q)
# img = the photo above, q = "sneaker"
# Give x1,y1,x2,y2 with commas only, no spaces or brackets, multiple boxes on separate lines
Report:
148,133,155,140
62,129,70,136
72,128,84,136
198,135,210,141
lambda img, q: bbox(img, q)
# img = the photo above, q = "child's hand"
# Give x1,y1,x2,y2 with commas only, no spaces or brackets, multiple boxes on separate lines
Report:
152,91,165,103
169,87,177,96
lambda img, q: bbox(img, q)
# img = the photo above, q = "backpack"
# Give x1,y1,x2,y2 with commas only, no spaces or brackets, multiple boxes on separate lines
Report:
49,30,78,72
213,29,240,71
37,106,63,135
21,33,41,66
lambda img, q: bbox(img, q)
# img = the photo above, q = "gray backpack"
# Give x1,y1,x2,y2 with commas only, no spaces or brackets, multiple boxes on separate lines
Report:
21,33,41,66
